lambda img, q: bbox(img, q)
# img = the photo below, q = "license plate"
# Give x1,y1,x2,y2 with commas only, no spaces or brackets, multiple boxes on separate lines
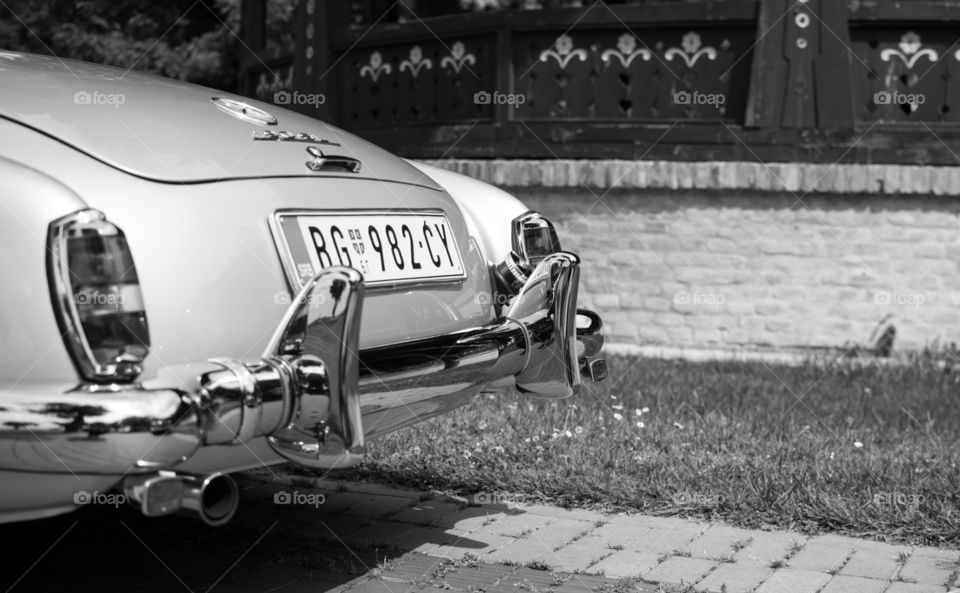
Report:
272,210,466,288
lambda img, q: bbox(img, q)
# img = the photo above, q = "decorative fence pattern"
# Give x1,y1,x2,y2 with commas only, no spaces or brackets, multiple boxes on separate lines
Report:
240,0,960,165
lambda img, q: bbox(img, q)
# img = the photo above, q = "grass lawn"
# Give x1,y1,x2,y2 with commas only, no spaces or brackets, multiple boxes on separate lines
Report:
322,356,960,546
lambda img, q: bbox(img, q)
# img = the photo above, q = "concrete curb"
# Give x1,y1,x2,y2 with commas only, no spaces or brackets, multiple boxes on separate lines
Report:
427,159,960,195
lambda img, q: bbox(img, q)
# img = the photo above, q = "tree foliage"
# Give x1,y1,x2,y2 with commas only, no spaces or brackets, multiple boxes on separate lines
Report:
0,0,246,91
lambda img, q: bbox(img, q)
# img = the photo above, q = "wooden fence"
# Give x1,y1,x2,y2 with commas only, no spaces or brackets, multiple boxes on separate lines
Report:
239,0,960,165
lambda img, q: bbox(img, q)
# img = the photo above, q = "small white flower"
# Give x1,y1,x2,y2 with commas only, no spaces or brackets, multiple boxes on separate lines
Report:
532,435,539,443
613,413,624,421
494,446,505,453
641,407,650,413
635,409,643,416
674,422,684,429
612,404,624,411
854,441,864,449
636,421,645,429
565,430,573,438
524,438,531,443
574,426,584,435
610,395,618,400
411,446,421,455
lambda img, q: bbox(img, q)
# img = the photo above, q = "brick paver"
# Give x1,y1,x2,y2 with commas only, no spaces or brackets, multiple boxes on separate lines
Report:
695,562,773,593
683,525,757,561
9,472,960,593
624,525,705,554
544,537,616,573
427,532,516,559
884,582,951,593
587,550,663,578
387,500,463,526
838,549,903,580
642,556,718,586
589,517,650,548
787,542,853,573
484,517,596,564
472,511,557,538
754,568,831,593
733,530,807,566
818,575,887,593
898,551,957,585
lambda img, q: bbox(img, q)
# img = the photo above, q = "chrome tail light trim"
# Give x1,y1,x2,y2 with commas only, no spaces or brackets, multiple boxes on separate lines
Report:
47,209,150,383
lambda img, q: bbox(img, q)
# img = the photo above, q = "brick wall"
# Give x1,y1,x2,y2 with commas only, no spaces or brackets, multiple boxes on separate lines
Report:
433,160,960,354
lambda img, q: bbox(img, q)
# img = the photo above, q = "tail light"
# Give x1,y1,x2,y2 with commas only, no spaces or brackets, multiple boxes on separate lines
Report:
48,209,149,383
495,211,561,294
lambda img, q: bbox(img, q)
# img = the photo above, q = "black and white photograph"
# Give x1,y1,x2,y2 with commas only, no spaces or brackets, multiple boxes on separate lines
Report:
0,1,959,592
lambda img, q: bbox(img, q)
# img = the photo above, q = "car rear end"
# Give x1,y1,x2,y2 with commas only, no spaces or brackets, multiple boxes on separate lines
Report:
0,53,605,524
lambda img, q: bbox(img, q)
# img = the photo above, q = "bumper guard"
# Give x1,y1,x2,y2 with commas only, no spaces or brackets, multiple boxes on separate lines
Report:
0,252,604,475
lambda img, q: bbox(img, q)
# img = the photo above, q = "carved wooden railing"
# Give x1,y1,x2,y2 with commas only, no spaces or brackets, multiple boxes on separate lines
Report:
239,0,960,165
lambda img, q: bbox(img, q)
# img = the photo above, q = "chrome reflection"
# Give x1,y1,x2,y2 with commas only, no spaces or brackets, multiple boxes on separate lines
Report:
0,256,604,480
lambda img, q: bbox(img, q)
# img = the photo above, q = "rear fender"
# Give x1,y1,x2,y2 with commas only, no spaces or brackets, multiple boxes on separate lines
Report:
406,161,527,266
0,156,87,384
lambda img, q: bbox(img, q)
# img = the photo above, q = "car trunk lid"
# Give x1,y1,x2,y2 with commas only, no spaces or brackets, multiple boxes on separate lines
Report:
0,52,437,188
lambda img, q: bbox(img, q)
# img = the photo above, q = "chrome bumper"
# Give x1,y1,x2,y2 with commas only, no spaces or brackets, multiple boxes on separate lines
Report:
0,252,604,475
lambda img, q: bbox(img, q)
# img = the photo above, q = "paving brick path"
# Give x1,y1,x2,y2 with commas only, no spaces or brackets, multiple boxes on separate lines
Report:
1,472,957,593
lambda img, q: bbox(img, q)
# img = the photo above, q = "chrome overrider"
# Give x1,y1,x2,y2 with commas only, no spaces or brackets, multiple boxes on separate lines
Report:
0,253,604,512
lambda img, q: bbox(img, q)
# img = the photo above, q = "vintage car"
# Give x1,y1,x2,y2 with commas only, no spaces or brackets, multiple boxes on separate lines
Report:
0,52,606,526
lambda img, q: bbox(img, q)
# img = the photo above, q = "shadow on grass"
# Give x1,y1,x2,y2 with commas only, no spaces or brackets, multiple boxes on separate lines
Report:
326,355,960,547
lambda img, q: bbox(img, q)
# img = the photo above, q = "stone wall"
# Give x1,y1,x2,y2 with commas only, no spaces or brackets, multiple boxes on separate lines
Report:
434,160,960,354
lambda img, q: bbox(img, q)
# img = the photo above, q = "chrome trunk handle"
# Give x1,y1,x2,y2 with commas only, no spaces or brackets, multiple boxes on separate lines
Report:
305,147,362,173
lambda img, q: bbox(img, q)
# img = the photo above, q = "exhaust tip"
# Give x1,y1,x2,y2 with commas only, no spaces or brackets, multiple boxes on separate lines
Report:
188,473,239,527
124,471,240,526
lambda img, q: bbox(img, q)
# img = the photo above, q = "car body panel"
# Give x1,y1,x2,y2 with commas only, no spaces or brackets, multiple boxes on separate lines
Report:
0,52,438,187
0,117,495,379
406,161,528,266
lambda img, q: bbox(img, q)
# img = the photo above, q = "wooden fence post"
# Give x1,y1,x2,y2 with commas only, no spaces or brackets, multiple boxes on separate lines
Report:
745,0,854,130
292,0,349,123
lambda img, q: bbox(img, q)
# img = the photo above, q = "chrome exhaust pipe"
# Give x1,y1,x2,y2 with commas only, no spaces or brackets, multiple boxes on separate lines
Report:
179,472,239,526
123,471,239,527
